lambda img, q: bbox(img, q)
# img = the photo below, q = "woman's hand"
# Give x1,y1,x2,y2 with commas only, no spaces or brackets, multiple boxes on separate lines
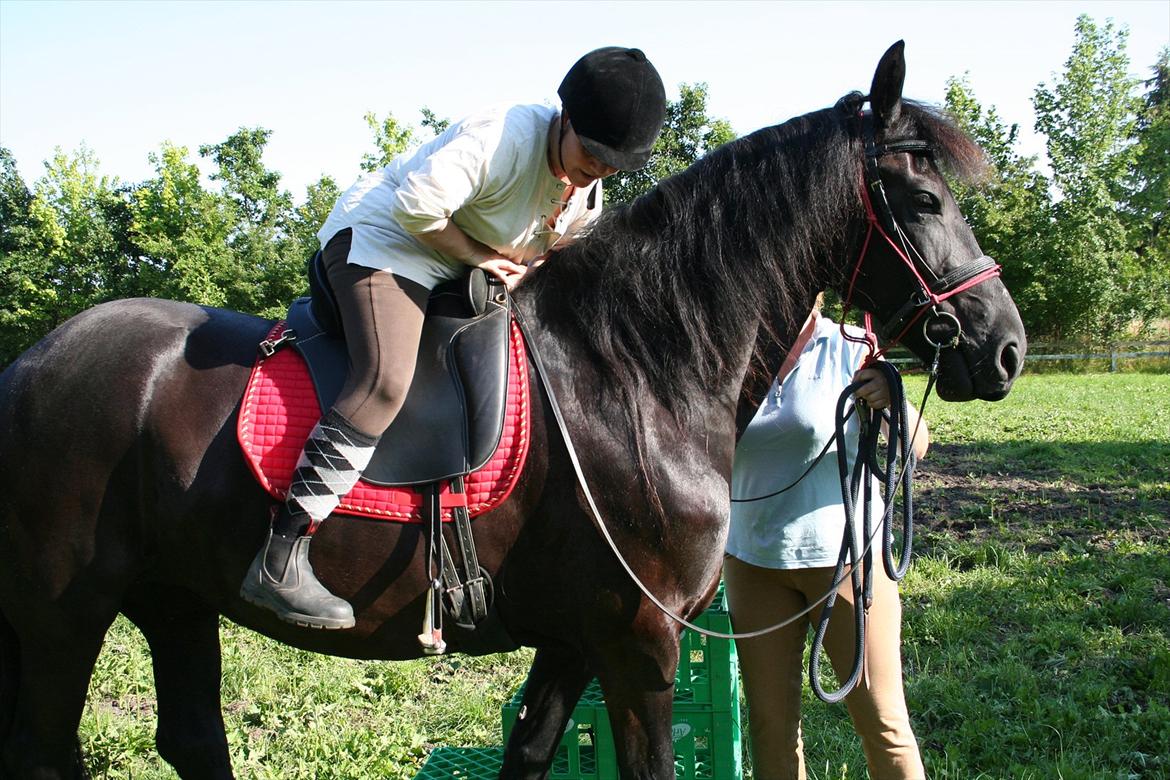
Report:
476,257,528,290
853,365,930,459
852,366,891,410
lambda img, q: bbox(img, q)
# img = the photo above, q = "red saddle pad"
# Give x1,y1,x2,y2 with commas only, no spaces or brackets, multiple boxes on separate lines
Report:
237,320,530,522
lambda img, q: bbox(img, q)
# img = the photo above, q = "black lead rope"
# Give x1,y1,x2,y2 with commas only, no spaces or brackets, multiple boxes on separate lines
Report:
809,359,931,703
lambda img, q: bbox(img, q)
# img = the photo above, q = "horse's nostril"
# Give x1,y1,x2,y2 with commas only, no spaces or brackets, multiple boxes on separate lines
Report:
1000,342,1022,379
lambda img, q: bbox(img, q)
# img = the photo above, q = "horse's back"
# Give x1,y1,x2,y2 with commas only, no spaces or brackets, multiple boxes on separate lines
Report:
3,297,260,449
0,299,272,597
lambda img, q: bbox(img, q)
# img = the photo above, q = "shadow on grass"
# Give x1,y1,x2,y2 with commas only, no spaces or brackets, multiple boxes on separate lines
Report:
913,439,1170,557
902,544,1169,779
896,439,1170,779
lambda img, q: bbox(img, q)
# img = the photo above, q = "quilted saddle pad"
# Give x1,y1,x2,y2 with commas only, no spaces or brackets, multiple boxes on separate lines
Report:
237,320,531,522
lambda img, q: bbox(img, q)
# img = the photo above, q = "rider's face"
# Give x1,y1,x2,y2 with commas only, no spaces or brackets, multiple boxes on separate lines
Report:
558,120,619,188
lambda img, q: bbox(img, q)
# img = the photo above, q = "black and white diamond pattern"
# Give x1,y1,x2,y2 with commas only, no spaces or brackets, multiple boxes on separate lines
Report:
287,410,378,523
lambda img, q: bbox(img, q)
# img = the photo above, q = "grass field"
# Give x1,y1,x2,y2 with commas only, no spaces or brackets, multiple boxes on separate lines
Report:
75,372,1169,779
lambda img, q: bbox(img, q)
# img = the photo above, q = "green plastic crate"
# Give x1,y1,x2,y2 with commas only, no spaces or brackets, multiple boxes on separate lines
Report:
414,746,503,779
501,684,607,779
491,584,740,779
676,581,738,708
502,673,742,779
665,703,743,780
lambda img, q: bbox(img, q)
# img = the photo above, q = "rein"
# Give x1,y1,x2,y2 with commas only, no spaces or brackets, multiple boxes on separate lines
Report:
514,301,940,653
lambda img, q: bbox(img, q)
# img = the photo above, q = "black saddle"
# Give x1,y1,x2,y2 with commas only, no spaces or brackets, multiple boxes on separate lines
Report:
282,253,513,487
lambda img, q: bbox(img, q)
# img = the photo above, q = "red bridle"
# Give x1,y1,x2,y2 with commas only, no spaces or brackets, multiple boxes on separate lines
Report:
841,113,1003,363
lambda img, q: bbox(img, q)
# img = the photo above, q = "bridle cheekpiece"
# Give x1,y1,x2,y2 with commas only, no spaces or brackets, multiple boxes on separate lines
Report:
842,100,1002,363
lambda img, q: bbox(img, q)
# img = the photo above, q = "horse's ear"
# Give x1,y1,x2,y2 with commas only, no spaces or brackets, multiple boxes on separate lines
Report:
869,41,906,129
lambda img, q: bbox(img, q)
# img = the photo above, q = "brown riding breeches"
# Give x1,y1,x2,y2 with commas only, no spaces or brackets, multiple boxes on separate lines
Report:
320,228,431,437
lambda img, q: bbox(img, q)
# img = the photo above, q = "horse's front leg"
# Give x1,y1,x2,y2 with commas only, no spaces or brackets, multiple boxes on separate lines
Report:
594,617,680,780
499,645,593,779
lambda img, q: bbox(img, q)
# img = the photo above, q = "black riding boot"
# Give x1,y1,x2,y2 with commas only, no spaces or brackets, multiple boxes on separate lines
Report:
239,408,378,629
240,508,356,629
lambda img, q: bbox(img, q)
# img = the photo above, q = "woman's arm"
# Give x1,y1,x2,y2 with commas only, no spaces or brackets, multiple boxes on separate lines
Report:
413,218,527,289
391,120,528,289
901,402,929,460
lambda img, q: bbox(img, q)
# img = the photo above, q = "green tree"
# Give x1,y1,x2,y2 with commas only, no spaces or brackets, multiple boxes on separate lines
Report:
0,148,34,256
199,127,300,316
945,76,1054,336
419,106,450,137
1033,15,1145,341
130,141,237,306
605,83,736,205
359,108,451,174
285,174,342,273
0,147,50,365
360,111,415,173
1,146,133,356
1123,47,1170,323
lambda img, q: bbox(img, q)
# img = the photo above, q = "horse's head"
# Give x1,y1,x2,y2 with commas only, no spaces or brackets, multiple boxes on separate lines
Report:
839,41,1027,401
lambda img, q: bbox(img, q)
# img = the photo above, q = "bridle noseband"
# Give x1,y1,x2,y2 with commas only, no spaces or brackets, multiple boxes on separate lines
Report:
843,104,1002,360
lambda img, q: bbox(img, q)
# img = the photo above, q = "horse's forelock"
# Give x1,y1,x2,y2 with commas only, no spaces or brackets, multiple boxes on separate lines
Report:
900,100,990,183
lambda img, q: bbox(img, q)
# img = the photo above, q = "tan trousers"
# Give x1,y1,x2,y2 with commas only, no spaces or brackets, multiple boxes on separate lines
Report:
724,555,925,780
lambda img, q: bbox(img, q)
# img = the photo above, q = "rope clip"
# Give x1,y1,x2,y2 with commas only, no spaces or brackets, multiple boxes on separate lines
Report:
258,328,297,358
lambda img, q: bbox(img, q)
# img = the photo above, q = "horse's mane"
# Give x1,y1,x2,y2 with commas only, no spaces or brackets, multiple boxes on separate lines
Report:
523,93,986,419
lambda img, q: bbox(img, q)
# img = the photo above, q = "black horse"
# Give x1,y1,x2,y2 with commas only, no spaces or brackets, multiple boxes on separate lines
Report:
0,43,1024,779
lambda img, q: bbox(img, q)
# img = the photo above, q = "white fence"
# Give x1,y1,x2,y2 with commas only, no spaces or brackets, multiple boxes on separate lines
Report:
886,341,1170,371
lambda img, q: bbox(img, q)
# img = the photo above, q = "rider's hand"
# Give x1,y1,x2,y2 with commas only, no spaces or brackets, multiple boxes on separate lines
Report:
475,257,528,290
852,366,891,410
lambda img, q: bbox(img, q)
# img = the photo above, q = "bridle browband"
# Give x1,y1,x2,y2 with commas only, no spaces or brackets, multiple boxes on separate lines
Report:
843,98,1002,358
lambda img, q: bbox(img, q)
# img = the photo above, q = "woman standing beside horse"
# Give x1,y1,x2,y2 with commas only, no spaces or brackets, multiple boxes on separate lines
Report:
726,298,930,779
240,46,668,630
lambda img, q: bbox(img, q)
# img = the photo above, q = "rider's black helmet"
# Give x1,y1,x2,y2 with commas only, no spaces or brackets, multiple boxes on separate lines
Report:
558,46,667,171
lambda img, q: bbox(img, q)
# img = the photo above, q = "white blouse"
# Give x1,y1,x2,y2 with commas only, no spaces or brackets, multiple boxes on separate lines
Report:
318,103,601,288
728,316,884,569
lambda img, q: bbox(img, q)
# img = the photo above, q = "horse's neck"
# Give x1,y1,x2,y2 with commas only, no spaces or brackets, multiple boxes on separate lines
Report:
516,289,749,442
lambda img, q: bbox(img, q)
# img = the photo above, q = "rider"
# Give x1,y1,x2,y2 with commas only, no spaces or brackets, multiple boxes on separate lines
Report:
240,46,668,629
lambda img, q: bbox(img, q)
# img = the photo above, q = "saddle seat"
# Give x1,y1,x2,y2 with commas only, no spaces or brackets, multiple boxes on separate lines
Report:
237,256,531,522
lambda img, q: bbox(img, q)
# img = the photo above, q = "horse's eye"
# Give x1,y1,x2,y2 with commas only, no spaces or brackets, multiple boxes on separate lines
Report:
913,192,941,213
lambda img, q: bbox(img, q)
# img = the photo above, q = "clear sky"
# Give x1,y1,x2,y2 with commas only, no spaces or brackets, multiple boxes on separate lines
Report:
1,0,1167,199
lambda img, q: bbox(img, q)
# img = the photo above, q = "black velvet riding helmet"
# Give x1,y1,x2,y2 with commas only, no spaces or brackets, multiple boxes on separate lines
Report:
558,46,667,171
